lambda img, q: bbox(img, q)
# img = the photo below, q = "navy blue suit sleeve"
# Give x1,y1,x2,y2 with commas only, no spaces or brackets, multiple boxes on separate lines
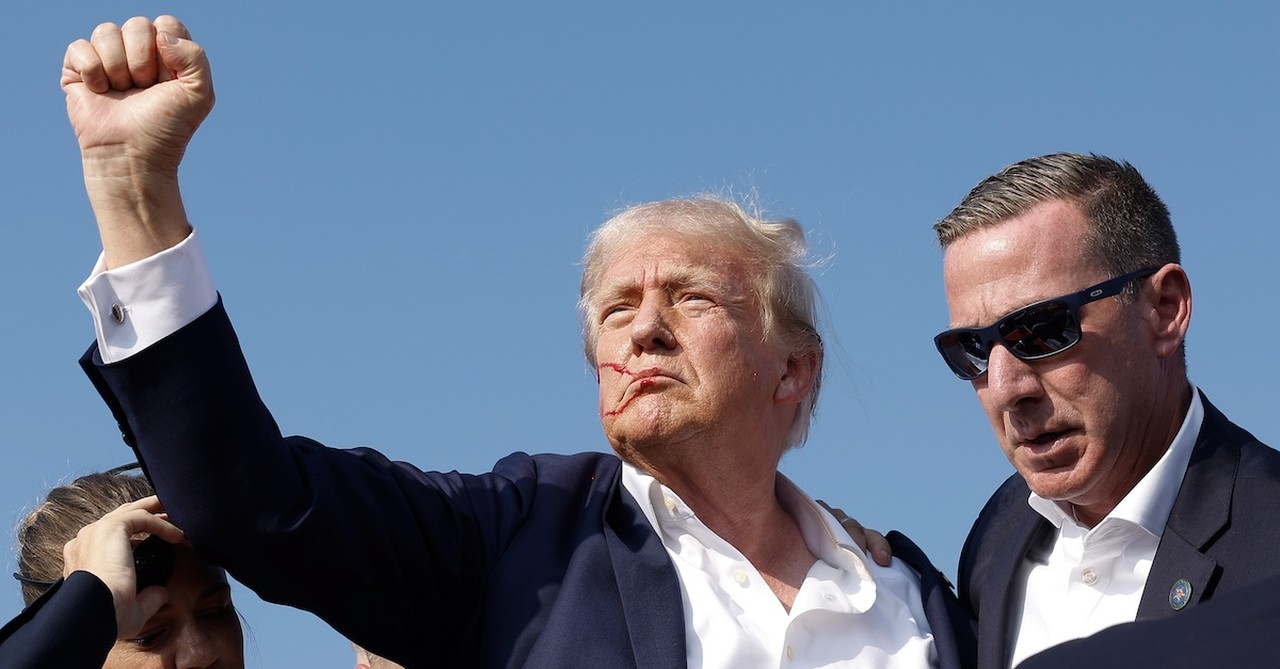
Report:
1018,572,1280,668
0,571,117,668
80,300,546,667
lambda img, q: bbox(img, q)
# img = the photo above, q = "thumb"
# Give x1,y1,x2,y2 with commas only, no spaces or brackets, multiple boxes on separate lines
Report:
154,30,213,98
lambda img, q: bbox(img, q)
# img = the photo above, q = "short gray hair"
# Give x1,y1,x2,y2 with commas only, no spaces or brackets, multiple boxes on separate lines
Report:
935,152,1180,296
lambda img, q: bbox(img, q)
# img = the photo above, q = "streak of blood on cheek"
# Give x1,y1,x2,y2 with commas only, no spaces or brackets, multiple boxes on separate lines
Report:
598,363,655,416
603,379,655,416
599,362,632,376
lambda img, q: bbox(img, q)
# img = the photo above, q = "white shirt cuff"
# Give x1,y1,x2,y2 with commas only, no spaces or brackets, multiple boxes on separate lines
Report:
78,230,217,364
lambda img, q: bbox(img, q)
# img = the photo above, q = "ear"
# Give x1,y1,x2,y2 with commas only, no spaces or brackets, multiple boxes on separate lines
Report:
1146,263,1192,359
775,349,821,406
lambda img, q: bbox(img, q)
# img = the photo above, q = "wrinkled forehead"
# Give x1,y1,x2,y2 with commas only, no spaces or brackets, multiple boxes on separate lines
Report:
588,227,755,288
603,232,750,288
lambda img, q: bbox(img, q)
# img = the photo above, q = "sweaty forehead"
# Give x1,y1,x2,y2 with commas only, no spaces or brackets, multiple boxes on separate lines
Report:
941,210,1093,327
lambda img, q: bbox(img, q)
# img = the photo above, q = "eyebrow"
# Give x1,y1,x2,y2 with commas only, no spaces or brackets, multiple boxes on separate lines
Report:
137,582,231,623
596,266,733,304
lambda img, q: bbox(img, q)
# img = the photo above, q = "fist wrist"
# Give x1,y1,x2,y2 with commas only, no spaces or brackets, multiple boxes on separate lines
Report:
82,167,192,267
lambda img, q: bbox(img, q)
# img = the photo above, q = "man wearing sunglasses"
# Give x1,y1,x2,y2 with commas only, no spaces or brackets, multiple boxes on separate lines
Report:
932,152,1280,668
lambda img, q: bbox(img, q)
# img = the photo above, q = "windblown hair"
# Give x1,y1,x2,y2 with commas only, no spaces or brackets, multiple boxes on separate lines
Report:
14,468,153,605
935,152,1180,300
579,195,824,448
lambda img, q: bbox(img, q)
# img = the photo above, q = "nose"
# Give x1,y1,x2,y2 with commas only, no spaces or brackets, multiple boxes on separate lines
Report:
629,294,676,352
174,621,221,668
981,344,1045,411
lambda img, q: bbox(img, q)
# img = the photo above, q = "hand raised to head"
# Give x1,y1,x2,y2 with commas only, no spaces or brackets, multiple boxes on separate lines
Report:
62,495,186,640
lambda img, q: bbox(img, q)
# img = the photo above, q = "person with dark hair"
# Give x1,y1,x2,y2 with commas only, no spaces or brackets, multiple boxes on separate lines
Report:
931,153,1280,667
61,15,974,669
0,466,244,668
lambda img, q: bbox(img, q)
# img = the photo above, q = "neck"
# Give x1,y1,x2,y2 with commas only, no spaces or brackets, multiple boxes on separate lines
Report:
624,429,786,535
1071,381,1194,528
627,442,817,610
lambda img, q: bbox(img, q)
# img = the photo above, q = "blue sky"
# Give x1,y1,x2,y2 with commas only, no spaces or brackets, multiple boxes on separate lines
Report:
3,3,1277,666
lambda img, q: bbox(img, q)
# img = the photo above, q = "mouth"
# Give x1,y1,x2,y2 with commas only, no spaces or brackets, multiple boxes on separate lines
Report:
598,363,679,385
623,371,676,397
603,378,663,416
1015,428,1076,459
1028,430,1069,446
600,365,679,416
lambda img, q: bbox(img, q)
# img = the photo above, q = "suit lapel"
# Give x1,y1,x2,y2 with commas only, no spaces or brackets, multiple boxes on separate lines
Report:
600,465,687,669
1139,393,1238,618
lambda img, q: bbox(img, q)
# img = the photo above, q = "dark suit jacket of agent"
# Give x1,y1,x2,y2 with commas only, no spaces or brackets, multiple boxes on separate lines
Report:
958,392,1280,669
79,300,977,669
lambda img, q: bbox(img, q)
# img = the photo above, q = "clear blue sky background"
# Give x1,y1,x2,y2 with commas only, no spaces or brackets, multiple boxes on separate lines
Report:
3,3,1276,666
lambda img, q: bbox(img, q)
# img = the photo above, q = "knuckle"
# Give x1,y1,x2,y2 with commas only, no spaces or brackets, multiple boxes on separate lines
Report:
92,22,121,37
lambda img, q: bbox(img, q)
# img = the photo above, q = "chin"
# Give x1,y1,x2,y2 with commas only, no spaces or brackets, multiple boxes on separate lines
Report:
609,431,662,456
1021,468,1083,502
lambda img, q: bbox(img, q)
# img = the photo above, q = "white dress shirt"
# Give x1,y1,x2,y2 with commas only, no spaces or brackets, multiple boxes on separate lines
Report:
79,231,216,362
621,464,938,669
1008,389,1204,667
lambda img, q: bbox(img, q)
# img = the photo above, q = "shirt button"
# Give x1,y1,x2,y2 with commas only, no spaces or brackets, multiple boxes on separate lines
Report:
663,496,677,513
733,569,750,587
1082,568,1098,585
786,645,794,660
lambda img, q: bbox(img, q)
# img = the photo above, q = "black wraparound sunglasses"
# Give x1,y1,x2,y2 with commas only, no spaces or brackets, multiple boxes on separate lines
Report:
934,266,1160,381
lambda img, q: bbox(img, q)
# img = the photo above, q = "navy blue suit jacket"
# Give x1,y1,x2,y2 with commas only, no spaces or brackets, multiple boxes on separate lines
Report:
957,392,1280,669
82,301,975,668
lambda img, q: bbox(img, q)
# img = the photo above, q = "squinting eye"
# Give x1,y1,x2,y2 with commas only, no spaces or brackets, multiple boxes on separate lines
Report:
131,627,167,647
600,304,632,322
